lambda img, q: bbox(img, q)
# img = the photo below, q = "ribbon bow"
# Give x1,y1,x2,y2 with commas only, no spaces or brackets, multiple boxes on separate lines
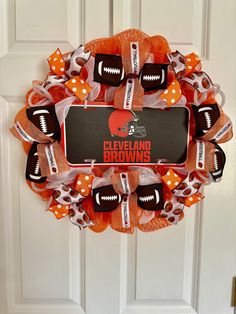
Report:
113,41,149,111
47,46,92,101
48,173,94,228
92,170,165,211
92,170,165,229
48,183,93,229
92,38,168,111
10,105,69,180
160,51,213,107
160,169,204,223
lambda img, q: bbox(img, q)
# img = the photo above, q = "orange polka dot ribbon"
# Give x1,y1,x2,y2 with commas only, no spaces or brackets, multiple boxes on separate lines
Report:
47,184,94,229
184,52,201,76
46,46,93,101
47,48,65,76
162,50,214,106
161,169,182,190
65,76,92,100
184,192,204,207
75,173,94,196
48,199,70,219
162,170,204,206
160,79,182,107
167,51,201,80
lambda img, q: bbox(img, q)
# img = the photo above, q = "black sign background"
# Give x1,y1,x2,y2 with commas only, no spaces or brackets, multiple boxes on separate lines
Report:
64,106,189,165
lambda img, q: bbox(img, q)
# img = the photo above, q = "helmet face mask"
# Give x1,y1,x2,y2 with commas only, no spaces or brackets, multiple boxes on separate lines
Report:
127,121,146,138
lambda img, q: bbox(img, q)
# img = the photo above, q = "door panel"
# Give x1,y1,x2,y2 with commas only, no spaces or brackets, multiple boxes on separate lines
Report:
0,1,235,314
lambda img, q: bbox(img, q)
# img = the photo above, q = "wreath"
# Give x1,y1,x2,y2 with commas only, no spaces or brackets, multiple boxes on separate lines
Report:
10,29,233,233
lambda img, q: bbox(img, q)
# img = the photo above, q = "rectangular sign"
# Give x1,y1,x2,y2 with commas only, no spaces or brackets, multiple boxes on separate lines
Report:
63,104,189,166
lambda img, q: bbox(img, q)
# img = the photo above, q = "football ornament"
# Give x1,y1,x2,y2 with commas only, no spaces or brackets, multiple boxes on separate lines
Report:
136,183,164,211
26,105,61,140
10,29,233,233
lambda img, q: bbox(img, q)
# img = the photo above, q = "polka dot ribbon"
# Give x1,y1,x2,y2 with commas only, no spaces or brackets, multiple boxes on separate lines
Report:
75,173,94,196
47,47,92,100
47,49,65,76
160,79,182,107
65,76,92,101
160,51,213,107
48,175,94,226
161,169,204,207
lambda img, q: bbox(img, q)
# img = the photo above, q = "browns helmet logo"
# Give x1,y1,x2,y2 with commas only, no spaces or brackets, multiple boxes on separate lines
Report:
108,110,146,138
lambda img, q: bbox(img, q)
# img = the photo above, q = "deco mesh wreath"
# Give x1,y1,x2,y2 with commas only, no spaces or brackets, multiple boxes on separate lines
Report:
11,29,233,233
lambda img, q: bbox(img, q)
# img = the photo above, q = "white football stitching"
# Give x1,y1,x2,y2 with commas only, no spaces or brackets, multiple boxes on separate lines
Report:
34,160,40,174
204,112,212,129
143,75,160,81
39,115,48,133
139,189,160,204
33,152,40,175
101,195,118,201
103,67,121,75
214,150,220,171
139,195,154,202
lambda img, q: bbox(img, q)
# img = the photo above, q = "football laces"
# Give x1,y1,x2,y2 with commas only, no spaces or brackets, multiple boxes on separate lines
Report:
39,115,48,133
34,152,40,175
101,195,118,201
143,75,160,81
204,112,212,129
139,195,154,202
34,160,40,175
214,152,219,171
104,66,120,75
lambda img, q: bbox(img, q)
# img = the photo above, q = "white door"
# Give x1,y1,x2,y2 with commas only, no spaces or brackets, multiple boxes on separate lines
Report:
0,1,236,314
